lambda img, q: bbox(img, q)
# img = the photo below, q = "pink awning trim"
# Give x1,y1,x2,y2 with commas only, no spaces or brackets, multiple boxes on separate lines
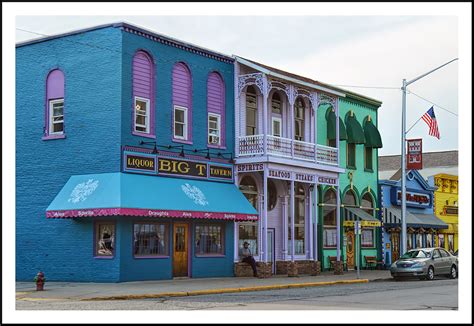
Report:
46,207,258,221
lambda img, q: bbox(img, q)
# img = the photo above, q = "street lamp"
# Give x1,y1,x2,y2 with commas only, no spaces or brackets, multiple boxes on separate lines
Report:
400,58,458,255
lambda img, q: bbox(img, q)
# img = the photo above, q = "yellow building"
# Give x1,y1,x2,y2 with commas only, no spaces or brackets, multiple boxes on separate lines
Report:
431,174,458,253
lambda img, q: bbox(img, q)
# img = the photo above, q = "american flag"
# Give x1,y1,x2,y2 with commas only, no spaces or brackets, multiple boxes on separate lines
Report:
421,106,440,139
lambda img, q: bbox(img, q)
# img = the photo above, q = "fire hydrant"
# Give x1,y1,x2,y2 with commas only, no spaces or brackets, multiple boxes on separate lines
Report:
34,271,46,291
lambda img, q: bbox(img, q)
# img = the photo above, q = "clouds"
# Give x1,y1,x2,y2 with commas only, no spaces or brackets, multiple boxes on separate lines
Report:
16,15,458,155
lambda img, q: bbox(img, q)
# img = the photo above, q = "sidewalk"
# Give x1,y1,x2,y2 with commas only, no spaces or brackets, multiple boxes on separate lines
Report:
16,270,392,301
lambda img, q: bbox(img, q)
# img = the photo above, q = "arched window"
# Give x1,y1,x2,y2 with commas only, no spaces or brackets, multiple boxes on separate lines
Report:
343,190,357,207
245,86,258,136
44,69,65,138
239,176,259,256
361,192,375,216
207,72,225,147
271,92,282,115
172,62,192,142
132,51,155,136
323,188,337,248
289,184,306,255
294,98,305,141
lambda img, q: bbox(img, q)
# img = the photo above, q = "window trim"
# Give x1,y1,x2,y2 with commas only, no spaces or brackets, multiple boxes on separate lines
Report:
207,112,221,146
132,222,170,259
245,93,258,136
271,116,282,137
93,221,116,259
173,105,188,141
194,223,225,256
48,98,65,136
133,96,151,135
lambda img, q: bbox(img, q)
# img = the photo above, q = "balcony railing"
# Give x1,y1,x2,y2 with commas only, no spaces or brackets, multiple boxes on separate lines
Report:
238,134,338,166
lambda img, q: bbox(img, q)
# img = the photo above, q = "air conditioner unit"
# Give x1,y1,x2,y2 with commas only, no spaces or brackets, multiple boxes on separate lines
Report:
210,136,220,144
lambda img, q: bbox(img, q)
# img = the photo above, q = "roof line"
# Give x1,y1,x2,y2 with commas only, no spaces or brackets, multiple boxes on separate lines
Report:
234,55,346,98
379,149,458,157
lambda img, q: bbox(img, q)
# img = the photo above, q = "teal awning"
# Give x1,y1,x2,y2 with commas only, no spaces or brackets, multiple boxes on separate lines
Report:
364,120,383,148
346,115,365,144
46,172,258,221
327,109,347,141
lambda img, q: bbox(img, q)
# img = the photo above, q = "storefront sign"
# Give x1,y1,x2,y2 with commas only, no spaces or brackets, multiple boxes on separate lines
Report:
236,163,264,172
391,187,432,208
344,220,381,227
269,169,291,180
295,173,316,183
407,138,422,170
318,176,337,185
123,150,233,182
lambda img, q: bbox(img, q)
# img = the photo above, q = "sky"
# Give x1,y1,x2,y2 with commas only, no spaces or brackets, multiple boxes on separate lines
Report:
3,3,472,325
14,15,461,156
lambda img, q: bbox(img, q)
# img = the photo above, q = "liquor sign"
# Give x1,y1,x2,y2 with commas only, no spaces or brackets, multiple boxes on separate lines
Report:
123,150,233,182
236,163,264,173
407,138,422,170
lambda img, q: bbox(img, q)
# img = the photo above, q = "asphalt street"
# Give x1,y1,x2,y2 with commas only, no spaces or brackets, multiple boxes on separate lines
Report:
16,278,457,310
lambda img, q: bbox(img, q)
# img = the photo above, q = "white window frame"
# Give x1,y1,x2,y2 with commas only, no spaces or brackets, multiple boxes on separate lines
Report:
134,96,150,134
173,105,188,140
208,113,221,145
271,116,282,137
49,98,64,135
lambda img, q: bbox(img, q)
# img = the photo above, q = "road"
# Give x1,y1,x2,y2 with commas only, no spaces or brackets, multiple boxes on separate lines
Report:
16,278,457,310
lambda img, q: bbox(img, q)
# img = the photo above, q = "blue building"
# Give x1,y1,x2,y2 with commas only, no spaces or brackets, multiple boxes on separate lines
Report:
16,22,257,282
378,170,448,267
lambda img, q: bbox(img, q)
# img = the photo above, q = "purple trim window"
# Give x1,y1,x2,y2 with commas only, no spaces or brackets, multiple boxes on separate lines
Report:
207,72,225,148
43,69,66,140
133,223,170,258
194,224,225,256
94,221,116,258
172,62,192,143
132,50,155,138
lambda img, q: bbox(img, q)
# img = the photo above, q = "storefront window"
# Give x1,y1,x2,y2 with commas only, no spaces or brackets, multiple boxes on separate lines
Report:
195,224,224,255
238,224,258,256
361,229,374,247
240,176,258,209
438,234,445,249
407,233,413,250
289,184,305,255
361,193,374,216
95,223,115,257
323,188,337,248
416,233,423,248
343,190,357,207
447,234,454,254
268,180,277,211
133,223,168,257
426,233,433,248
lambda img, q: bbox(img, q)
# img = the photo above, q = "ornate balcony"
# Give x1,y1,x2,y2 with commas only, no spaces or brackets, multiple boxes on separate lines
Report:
238,135,338,166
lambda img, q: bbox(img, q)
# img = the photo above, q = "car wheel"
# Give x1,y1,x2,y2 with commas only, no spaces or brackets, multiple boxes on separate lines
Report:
426,266,435,281
449,265,457,279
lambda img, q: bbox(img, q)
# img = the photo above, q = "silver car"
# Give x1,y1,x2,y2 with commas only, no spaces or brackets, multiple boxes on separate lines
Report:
390,247,458,281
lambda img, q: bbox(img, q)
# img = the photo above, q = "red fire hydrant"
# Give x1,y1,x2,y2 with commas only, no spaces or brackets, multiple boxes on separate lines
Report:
34,271,46,291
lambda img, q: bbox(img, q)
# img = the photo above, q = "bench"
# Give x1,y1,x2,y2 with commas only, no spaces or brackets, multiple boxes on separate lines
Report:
364,256,377,270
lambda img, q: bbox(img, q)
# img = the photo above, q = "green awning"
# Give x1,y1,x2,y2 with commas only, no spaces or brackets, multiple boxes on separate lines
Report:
363,120,383,148
327,110,347,141
346,115,365,144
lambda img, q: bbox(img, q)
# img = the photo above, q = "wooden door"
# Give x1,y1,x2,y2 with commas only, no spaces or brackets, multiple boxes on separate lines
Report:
173,223,188,277
346,231,355,269
391,232,400,263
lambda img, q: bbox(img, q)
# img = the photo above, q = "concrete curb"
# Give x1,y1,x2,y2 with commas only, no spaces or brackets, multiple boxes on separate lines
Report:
81,278,369,301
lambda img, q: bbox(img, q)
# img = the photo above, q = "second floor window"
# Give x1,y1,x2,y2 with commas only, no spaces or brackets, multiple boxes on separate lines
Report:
347,143,356,168
134,97,150,133
294,98,305,141
174,106,188,140
208,113,221,145
49,99,64,134
246,87,258,136
364,146,373,170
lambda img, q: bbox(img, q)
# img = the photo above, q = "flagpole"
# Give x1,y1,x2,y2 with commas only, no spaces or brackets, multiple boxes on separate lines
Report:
400,58,458,256
406,115,425,134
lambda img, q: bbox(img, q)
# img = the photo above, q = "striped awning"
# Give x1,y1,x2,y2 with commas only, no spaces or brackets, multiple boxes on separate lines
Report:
343,207,381,227
383,207,448,229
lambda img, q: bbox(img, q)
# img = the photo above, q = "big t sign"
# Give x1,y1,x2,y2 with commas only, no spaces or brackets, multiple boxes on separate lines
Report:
407,138,422,170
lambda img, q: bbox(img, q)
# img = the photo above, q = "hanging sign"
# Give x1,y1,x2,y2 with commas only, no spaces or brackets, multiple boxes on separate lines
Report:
407,138,423,170
390,187,432,208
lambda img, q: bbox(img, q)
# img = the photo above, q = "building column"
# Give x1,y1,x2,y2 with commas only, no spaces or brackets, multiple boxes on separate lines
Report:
282,195,288,261
308,189,313,260
263,169,268,262
313,183,318,262
262,75,269,156
335,97,340,167
258,193,264,261
290,179,295,261
289,90,295,157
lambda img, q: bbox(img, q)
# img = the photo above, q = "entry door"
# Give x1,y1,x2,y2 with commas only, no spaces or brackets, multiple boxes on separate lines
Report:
267,229,276,274
173,223,189,277
346,231,355,269
391,232,400,263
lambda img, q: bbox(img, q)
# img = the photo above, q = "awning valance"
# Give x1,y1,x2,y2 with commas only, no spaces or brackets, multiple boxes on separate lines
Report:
383,207,448,229
345,115,365,144
327,110,347,141
363,119,383,148
46,173,258,221
343,207,381,227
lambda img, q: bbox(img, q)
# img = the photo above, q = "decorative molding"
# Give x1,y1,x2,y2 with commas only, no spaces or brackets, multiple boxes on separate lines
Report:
238,73,267,95
318,93,337,107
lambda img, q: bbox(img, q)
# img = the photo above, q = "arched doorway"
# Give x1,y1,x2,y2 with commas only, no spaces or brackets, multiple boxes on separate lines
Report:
343,190,358,269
